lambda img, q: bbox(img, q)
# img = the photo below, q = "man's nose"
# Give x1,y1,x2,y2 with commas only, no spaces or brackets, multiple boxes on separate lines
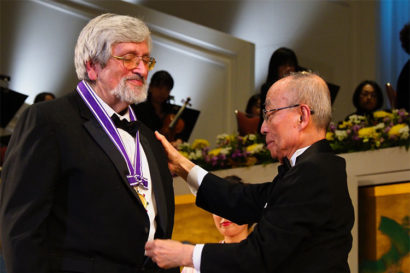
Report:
260,120,268,135
132,59,148,78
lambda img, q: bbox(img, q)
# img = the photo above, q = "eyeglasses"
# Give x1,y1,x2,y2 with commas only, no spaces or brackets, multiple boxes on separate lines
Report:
111,54,156,71
262,104,315,121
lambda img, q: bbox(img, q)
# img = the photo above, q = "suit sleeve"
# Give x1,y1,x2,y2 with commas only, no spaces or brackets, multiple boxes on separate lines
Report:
0,105,60,273
196,173,272,225
196,158,344,273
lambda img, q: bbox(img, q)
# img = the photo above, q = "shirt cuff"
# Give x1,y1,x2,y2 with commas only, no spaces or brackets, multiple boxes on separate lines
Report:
193,244,204,271
186,165,208,196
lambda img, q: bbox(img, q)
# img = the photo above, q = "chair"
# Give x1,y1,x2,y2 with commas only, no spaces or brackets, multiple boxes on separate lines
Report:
235,110,260,136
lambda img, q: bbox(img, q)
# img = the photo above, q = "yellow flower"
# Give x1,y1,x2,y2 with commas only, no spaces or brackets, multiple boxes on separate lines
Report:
326,132,334,141
358,127,376,138
208,148,222,157
373,110,394,119
388,124,407,137
338,121,352,129
246,143,264,154
192,139,209,150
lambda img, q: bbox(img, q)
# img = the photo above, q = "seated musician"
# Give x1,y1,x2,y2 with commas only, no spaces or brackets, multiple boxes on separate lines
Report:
132,70,183,145
132,70,174,132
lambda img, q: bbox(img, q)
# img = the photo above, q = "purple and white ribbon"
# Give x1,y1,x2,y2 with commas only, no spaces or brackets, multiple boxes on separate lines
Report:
76,80,148,189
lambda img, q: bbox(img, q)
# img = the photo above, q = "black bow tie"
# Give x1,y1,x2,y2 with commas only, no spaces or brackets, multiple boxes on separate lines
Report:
277,157,292,177
111,114,140,137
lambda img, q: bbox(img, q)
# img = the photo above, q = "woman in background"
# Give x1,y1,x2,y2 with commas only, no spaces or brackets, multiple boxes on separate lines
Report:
181,176,252,273
258,47,299,131
132,70,174,132
347,80,384,120
33,92,55,103
245,94,261,117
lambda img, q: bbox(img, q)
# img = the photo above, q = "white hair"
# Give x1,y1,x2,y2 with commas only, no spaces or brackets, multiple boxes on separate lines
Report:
285,72,332,129
74,13,151,81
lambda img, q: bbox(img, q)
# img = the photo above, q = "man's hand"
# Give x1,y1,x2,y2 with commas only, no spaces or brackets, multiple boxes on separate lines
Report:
145,239,195,269
155,131,195,180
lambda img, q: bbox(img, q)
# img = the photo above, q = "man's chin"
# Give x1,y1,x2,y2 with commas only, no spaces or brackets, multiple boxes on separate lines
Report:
112,84,148,105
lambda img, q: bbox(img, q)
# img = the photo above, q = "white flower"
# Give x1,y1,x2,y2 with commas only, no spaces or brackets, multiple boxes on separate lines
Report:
247,134,257,141
399,125,409,140
374,122,385,130
178,142,191,150
188,149,203,160
335,130,348,141
348,114,366,124
220,147,232,155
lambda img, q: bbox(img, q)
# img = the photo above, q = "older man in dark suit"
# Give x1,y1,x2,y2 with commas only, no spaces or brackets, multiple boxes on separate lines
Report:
145,72,354,273
0,13,179,273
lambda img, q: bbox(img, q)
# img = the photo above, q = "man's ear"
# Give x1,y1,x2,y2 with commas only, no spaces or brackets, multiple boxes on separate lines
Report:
86,60,98,81
299,104,311,128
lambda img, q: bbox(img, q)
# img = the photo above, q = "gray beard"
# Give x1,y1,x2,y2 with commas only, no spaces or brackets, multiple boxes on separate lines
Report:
111,77,148,104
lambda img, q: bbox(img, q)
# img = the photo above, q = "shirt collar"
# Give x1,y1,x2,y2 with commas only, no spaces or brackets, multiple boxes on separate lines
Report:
289,146,310,167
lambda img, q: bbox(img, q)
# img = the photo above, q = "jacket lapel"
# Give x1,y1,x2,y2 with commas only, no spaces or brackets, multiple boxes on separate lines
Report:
139,127,168,236
73,92,144,204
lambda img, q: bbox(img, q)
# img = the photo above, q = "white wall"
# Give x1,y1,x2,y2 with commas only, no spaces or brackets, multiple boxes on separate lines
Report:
0,0,255,145
128,0,380,122
0,0,381,136
0,0,88,102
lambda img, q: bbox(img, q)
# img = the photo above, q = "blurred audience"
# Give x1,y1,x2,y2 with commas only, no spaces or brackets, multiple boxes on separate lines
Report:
245,94,261,117
33,92,55,103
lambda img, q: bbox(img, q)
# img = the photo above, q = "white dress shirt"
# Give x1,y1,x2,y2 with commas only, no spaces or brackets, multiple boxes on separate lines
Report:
186,146,311,272
94,94,157,242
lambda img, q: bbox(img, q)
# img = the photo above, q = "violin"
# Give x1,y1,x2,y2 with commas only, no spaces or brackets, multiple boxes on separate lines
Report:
161,97,191,141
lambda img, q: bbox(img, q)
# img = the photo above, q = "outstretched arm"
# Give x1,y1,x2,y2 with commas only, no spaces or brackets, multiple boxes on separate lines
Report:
155,131,195,180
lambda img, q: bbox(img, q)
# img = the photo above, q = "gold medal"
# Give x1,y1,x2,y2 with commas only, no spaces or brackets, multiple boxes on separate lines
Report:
135,188,148,209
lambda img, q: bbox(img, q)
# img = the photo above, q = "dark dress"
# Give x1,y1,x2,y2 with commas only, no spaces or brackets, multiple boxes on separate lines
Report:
132,101,173,132
396,59,410,111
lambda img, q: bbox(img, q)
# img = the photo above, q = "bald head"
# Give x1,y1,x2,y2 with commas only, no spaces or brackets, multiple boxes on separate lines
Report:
267,72,332,130
261,72,332,160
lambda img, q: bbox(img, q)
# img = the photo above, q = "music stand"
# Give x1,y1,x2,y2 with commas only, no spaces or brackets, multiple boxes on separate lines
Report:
169,104,200,142
327,82,340,105
0,86,28,128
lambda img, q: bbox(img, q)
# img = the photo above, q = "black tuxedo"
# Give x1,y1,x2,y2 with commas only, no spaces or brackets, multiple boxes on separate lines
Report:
196,140,354,273
0,92,179,273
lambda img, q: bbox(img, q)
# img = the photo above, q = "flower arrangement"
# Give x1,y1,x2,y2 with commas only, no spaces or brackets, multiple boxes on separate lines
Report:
326,109,410,153
177,109,410,171
177,133,271,171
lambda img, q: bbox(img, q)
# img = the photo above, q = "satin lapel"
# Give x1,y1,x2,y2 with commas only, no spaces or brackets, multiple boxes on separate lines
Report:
139,127,168,235
74,92,143,203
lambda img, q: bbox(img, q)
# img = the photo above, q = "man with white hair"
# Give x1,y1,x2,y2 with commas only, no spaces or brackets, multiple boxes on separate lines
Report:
146,72,354,273
0,13,179,273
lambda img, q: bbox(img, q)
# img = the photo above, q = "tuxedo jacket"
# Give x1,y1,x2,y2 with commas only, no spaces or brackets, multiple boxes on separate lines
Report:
0,92,179,273
196,140,354,273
